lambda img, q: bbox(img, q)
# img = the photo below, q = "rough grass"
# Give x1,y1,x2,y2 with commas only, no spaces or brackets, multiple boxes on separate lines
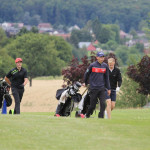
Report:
0,109,150,150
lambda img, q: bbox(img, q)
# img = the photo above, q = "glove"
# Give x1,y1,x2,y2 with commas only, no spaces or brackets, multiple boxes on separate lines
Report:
116,87,120,92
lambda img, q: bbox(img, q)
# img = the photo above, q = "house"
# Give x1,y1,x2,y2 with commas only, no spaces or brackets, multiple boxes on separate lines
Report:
120,30,127,38
68,25,80,32
2,22,12,28
94,40,99,44
78,42,91,49
11,23,24,28
87,43,96,51
120,30,132,39
126,38,150,48
38,23,53,33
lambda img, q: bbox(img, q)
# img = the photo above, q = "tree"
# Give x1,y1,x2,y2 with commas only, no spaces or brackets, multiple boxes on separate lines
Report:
49,36,72,63
135,43,144,53
91,18,102,41
116,74,147,108
144,12,150,40
70,29,93,48
0,49,14,78
72,47,88,60
30,26,39,33
5,33,72,86
130,29,138,39
127,55,150,104
98,26,112,43
115,46,129,65
17,27,29,36
0,28,9,47
62,52,96,86
0,0,150,32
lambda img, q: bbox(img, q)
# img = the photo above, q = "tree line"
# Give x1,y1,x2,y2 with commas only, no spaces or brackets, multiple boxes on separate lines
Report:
0,0,150,32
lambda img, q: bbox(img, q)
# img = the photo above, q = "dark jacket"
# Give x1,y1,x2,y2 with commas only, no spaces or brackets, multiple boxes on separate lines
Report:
109,67,122,90
84,61,110,90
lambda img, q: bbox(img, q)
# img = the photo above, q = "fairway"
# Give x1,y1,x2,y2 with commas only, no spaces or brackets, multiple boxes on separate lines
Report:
0,109,150,150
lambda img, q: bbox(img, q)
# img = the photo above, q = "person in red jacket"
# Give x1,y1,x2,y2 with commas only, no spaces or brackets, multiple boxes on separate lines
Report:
84,51,111,118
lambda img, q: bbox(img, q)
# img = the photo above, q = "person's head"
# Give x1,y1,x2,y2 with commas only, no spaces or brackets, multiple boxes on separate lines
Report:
96,51,105,64
15,58,23,69
108,58,115,69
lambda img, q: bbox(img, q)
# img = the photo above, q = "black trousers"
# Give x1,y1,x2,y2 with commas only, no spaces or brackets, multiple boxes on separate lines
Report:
86,88,106,118
11,87,24,114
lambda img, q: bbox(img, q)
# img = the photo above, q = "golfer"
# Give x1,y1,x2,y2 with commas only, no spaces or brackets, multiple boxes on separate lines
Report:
105,58,122,119
5,58,28,114
84,51,111,118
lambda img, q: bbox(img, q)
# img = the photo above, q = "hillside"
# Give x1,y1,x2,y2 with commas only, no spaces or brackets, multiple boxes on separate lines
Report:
0,0,150,32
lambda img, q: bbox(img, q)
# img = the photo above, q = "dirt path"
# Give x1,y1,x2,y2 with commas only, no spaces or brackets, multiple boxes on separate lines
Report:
8,80,86,113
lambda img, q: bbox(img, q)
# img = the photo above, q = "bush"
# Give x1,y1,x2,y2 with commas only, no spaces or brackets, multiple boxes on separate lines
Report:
116,75,147,108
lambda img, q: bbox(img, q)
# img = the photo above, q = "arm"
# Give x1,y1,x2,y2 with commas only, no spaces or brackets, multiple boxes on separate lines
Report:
117,69,122,87
84,65,92,86
4,76,11,86
23,78,28,86
23,69,28,86
105,65,111,90
5,70,12,86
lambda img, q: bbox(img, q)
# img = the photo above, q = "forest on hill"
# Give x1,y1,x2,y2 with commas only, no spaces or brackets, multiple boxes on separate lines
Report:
0,0,150,32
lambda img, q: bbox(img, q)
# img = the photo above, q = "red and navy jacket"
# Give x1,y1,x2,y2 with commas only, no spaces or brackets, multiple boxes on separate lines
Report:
84,61,110,90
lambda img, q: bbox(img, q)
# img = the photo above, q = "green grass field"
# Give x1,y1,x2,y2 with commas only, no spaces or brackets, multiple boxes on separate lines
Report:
0,109,150,150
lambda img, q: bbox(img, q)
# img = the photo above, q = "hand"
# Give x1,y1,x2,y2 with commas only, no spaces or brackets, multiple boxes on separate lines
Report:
82,83,89,87
82,83,86,87
116,87,120,92
107,90,111,96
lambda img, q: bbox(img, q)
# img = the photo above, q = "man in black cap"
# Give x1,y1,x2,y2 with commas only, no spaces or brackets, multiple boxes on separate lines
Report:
5,58,28,114
84,51,111,118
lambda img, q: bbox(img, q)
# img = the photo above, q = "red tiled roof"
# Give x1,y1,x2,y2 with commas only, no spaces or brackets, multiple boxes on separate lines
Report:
87,43,96,51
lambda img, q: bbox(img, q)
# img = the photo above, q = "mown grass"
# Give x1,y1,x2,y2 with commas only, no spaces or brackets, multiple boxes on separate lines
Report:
0,109,150,150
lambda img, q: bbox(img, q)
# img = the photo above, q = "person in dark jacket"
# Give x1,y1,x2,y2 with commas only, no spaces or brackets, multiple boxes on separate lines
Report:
105,58,122,119
84,51,111,118
5,58,28,114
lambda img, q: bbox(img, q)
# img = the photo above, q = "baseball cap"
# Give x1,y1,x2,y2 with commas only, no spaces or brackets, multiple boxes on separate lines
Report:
96,51,105,57
15,58,23,63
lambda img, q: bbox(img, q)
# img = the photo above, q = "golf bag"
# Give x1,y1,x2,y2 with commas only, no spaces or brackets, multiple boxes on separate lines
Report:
75,89,90,117
75,88,98,117
55,81,82,116
0,79,12,108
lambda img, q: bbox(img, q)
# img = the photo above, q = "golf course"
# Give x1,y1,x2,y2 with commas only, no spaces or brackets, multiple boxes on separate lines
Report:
0,79,150,150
